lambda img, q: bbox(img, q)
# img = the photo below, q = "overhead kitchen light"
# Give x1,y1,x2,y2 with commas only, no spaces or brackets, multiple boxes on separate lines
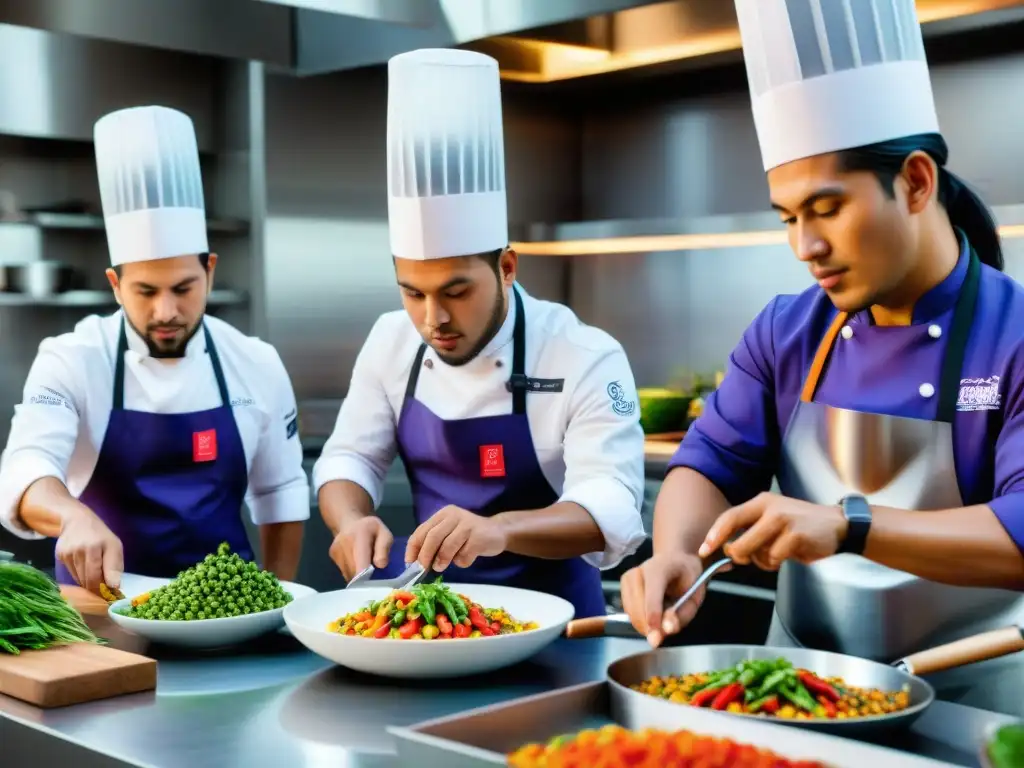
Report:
481,0,1024,83
511,210,1024,256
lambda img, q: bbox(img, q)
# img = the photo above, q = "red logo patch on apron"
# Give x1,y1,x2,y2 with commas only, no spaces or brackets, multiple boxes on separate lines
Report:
480,444,505,478
193,429,218,463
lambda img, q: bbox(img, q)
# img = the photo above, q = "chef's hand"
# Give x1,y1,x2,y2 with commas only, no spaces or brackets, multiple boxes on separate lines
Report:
55,507,123,595
620,552,712,648
699,492,848,570
406,505,507,572
330,516,393,581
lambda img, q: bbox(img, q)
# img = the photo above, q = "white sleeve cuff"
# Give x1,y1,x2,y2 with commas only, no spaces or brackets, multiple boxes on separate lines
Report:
247,482,311,526
312,455,384,510
559,476,646,570
0,456,65,540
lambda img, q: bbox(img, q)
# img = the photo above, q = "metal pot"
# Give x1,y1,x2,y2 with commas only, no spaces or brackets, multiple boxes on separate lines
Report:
9,261,75,297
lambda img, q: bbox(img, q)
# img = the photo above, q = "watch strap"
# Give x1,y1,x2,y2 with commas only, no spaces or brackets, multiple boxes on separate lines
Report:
838,494,872,555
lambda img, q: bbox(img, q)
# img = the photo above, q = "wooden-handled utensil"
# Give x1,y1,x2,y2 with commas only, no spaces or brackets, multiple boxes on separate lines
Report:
565,557,732,639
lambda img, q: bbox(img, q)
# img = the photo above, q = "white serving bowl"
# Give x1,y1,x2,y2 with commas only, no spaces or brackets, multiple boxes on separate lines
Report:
107,574,317,650
283,583,574,678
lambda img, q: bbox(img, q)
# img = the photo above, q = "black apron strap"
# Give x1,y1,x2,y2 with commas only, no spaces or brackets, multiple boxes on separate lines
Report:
937,247,981,423
114,319,230,411
507,286,528,416
404,344,429,402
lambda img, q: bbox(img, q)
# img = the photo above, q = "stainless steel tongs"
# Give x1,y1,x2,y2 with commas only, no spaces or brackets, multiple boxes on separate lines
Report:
345,560,430,591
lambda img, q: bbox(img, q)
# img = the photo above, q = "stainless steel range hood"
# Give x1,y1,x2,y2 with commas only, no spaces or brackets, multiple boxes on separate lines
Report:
0,0,669,76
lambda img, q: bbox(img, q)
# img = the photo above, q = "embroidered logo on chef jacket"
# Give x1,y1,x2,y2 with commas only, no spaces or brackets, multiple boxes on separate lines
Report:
607,381,636,417
29,386,73,411
957,376,1001,412
285,410,298,440
231,397,255,408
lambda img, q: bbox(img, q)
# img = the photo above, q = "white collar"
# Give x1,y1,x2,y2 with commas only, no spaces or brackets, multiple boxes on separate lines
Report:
121,311,207,361
478,285,519,359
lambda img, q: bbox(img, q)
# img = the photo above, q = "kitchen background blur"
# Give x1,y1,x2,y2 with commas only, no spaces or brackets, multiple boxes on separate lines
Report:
2,0,1024,643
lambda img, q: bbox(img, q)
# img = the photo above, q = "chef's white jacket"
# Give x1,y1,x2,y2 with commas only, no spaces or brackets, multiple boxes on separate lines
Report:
0,311,310,539
313,285,647,570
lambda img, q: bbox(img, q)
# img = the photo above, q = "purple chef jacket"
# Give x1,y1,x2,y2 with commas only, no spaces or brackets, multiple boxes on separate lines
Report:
669,233,1024,553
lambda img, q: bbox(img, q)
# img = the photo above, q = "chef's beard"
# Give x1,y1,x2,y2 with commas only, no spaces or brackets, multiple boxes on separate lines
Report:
434,285,507,367
129,315,204,359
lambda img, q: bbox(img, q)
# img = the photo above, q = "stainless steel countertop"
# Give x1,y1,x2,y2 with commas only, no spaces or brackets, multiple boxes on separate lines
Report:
1,628,1020,768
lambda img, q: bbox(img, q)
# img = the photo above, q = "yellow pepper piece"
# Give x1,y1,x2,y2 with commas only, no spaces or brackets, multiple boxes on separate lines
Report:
422,625,440,639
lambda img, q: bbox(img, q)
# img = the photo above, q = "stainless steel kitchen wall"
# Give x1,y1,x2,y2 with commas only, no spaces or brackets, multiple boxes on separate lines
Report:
572,49,1024,386
262,68,578,412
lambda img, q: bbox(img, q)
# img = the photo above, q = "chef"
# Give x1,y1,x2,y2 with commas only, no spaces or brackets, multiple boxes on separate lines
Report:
621,0,1024,665
314,48,646,619
0,106,309,594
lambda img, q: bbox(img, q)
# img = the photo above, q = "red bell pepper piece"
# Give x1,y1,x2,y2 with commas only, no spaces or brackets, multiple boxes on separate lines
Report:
469,607,489,630
711,683,745,710
480,626,496,636
373,622,392,639
394,591,416,603
817,695,838,717
689,686,723,707
798,671,840,702
398,618,423,639
453,623,471,638
759,695,780,714
490,621,502,633
436,614,453,635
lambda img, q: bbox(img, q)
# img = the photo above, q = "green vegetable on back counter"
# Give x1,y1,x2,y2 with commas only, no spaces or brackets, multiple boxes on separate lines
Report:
0,560,104,654
118,542,292,621
988,723,1024,768
638,388,691,434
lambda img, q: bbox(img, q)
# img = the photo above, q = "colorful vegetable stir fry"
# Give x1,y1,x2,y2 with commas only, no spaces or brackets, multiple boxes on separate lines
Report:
0,560,104,654
507,725,829,767
632,657,911,720
986,723,1024,768
330,578,538,640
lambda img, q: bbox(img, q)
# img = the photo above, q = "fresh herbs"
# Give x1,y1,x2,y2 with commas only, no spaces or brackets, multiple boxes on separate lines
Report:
0,561,103,655
988,724,1024,768
411,578,468,626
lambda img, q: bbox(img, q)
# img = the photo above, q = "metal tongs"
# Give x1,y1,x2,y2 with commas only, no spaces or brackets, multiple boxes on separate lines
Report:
345,560,430,591
564,557,733,639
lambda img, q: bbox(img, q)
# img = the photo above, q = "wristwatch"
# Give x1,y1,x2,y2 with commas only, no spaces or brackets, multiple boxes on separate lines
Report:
837,494,872,555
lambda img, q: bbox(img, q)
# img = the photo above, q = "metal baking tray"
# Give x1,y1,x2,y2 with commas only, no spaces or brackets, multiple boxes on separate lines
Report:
389,681,959,768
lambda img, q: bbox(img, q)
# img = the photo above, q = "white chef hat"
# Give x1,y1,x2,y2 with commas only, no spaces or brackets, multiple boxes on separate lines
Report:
94,106,209,267
387,49,507,261
735,0,941,172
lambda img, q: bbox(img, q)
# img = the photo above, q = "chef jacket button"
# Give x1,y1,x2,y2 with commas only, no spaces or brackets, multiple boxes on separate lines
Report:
495,360,503,368
840,325,854,340
928,324,942,339
424,359,433,370
919,383,935,398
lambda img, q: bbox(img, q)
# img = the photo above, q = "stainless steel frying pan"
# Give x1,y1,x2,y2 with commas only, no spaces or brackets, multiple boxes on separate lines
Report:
600,626,1024,738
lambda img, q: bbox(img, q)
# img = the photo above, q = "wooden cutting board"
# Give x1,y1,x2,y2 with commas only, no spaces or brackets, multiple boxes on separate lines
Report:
0,586,157,707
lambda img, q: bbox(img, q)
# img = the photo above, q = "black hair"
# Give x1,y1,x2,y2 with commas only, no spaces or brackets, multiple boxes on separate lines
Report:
836,133,1003,271
114,252,211,277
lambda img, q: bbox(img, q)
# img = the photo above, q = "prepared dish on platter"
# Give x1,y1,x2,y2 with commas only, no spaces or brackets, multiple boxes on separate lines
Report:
329,578,538,640
632,657,910,720
507,724,829,767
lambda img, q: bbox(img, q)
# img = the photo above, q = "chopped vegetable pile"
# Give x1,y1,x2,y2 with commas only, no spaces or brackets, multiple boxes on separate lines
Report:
507,725,829,767
329,577,538,640
0,560,104,654
987,723,1024,768
116,542,293,621
632,657,911,720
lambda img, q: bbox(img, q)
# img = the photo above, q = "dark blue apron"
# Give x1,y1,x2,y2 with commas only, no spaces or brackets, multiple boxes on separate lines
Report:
55,318,251,584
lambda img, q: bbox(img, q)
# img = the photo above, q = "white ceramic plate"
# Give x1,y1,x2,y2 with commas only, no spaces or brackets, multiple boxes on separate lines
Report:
283,583,574,679
108,574,317,649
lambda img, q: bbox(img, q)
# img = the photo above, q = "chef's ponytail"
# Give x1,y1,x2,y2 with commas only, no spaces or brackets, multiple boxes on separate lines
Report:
837,133,1004,272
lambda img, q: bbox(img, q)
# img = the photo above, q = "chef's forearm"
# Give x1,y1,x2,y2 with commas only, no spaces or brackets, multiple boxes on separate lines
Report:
653,467,730,555
864,504,1024,589
18,476,88,538
495,502,605,559
259,521,304,581
318,479,375,536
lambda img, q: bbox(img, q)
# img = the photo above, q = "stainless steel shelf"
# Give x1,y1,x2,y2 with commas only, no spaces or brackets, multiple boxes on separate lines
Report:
0,289,248,308
0,212,249,235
